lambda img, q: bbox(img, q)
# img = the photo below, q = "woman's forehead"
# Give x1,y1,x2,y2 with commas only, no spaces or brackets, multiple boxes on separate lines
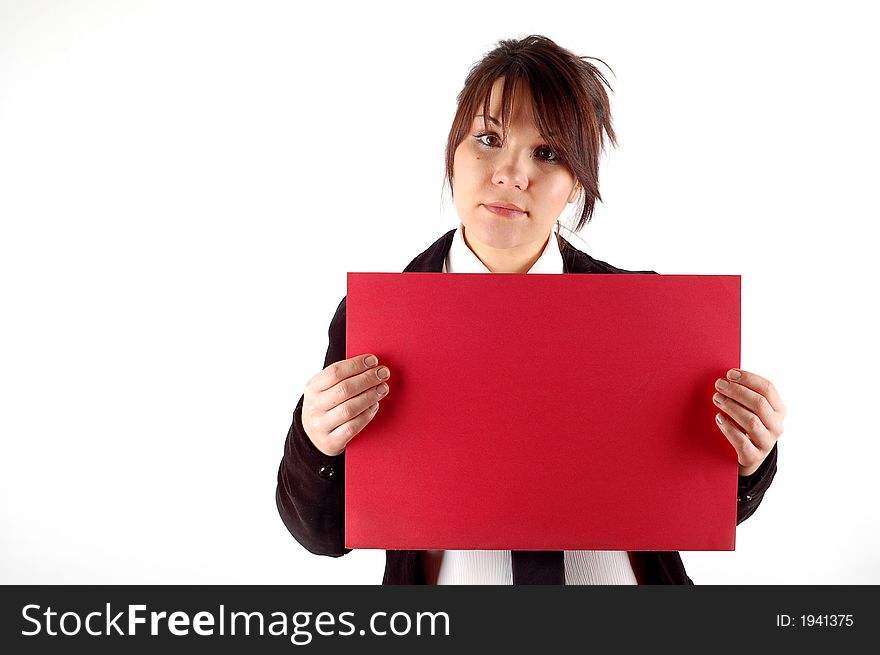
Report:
473,78,540,129
484,76,533,109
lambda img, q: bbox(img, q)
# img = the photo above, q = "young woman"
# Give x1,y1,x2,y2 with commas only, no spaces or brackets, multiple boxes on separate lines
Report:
276,35,786,584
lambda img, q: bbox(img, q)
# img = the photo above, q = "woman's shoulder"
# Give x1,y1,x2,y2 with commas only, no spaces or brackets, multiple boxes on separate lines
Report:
402,230,456,272
558,236,657,275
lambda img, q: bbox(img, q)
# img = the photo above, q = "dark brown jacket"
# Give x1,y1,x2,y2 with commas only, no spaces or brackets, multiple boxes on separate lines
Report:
276,230,778,584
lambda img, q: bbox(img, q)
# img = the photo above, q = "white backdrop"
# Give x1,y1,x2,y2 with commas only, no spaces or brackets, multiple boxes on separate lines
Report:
1,0,878,584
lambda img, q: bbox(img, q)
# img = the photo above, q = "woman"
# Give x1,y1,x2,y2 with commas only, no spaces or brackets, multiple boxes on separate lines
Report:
276,35,786,584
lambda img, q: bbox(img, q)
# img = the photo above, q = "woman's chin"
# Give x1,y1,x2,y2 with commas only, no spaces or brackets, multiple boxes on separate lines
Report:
463,221,527,252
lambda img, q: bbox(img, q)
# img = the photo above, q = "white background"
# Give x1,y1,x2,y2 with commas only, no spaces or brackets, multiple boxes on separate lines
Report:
1,0,878,584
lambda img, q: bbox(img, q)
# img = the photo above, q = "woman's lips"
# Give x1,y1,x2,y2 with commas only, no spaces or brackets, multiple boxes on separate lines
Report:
482,203,526,218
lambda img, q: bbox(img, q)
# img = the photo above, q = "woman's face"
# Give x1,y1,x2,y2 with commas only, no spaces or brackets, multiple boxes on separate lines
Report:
452,77,579,270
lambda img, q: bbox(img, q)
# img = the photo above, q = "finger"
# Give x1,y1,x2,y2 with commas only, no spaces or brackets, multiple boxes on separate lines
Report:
725,369,786,415
325,381,390,432
309,354,379,394
715,412,764,470
326,401,380,452
714,378,782,435
712,393,775,452
317,364,391,412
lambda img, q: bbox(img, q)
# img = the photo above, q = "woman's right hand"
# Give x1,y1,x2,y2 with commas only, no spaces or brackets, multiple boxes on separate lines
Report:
301,353,391,456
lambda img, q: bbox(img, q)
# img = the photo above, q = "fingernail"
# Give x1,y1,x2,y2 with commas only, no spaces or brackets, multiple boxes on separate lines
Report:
364,355,378,367
716,379,729,390
728,369,741,380
716,414,725,424
377,367,390,380
713,393,724,404
377,383,388,396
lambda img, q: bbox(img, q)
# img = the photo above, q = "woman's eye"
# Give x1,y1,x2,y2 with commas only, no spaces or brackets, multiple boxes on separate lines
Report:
475,133,501,147
536,146,559,162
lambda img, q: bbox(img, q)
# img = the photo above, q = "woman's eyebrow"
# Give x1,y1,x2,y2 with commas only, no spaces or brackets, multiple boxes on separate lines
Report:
474,114,502,126
474,114,554,138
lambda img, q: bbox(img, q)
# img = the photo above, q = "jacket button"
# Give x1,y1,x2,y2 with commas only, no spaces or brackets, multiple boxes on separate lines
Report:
319,465,335,479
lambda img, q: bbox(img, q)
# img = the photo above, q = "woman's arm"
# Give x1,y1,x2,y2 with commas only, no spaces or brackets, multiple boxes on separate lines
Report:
275,298,351,557
736,441,777,525
713,368,785,524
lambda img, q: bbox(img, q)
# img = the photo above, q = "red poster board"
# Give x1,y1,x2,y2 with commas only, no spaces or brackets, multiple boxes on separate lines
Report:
345,272,740,551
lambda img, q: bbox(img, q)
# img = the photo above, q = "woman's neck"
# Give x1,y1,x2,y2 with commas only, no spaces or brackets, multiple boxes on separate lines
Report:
461,227,552,273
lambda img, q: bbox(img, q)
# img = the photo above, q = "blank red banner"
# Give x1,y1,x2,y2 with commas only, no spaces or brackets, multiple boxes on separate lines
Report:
345,272,740,551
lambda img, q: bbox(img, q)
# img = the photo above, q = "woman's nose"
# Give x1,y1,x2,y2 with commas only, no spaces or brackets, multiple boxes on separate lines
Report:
491,150,529,190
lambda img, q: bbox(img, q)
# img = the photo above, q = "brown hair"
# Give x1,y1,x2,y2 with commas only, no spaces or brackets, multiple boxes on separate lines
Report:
444,35,617,233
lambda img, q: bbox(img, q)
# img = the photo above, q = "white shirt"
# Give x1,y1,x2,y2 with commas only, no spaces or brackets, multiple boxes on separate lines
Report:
441,223,563,274
425,224,638,585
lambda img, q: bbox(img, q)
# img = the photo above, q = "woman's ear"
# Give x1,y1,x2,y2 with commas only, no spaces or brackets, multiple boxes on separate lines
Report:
567,182,580,204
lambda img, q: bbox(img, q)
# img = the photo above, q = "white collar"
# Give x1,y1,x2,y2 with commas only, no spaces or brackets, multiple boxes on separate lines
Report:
442,224,563,274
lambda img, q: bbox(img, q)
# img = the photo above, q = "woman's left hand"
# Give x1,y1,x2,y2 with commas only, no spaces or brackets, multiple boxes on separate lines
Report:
713,369,786,477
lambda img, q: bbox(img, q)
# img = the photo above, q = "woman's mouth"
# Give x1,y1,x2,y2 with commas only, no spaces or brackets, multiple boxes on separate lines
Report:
482,203,526,218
